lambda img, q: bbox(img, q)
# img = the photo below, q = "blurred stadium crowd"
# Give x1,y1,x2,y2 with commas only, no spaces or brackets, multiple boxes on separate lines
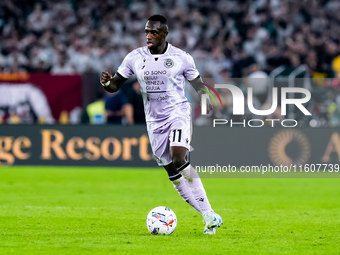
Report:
1,0,340,126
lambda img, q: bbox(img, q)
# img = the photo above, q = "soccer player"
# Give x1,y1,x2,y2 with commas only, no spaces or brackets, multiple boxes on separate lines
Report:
100,14,222,234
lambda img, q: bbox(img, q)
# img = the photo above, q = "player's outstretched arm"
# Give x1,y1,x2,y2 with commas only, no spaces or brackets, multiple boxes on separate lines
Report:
100,71,128,93
189,76,214,113
190,76,205,95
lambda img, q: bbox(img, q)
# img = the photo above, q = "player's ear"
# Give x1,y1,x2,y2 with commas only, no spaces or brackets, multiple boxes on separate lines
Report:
160,26,168,37
162,29,168,37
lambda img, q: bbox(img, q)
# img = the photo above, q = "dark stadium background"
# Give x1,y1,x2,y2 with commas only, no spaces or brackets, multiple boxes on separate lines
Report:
1,0,340,167
0,2,340,254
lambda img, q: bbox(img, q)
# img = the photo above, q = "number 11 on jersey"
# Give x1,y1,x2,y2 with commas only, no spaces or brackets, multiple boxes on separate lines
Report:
172,129,182,142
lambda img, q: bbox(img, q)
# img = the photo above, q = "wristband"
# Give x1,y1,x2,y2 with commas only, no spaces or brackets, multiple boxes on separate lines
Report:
101,80,110,87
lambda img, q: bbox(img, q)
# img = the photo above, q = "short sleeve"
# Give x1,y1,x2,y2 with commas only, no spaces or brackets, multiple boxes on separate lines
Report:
117,52,135,78
183,53,200,81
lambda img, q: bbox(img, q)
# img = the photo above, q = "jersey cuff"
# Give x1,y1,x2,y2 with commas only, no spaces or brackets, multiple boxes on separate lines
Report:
117,71,129,79
188,74,200,81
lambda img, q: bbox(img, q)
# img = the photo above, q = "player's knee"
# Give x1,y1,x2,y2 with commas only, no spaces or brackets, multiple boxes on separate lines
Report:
172,157,186,169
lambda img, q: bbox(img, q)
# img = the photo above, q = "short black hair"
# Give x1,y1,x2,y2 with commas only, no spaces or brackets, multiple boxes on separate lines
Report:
147,14,167,25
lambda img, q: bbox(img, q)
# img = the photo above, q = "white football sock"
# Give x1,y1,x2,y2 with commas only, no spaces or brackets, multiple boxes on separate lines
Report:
181,165,212,215
171,174,203,214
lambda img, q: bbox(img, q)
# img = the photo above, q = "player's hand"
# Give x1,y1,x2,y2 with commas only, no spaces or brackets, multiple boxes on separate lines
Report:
206,100,214,114
101,70,113,84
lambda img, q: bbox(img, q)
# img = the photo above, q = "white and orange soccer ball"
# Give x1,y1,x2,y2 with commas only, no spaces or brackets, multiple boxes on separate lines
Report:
146,206,177,235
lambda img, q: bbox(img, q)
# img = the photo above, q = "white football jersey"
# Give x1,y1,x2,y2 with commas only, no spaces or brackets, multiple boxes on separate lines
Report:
117,43,199,130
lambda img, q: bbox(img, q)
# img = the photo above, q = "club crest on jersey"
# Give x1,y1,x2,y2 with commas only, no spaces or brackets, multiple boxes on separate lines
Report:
164,59,174,68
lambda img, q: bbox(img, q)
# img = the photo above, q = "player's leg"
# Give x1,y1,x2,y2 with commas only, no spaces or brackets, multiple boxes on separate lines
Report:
170,146,222,234
170,121,223,234
163,162,202,214
147,124,202,213
169,121,213,215
170,145,211,213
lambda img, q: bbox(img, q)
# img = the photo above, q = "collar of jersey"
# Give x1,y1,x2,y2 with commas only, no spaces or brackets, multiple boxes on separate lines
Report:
147,42,170,57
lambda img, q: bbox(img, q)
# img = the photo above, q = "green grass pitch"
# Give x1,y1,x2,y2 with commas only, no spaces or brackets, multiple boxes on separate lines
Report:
0,166,339,254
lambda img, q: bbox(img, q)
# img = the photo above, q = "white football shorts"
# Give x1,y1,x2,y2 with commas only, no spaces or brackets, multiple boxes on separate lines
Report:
147,117,193,166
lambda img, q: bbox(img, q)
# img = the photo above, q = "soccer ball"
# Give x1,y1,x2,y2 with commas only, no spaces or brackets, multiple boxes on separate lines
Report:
146,206,177,235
